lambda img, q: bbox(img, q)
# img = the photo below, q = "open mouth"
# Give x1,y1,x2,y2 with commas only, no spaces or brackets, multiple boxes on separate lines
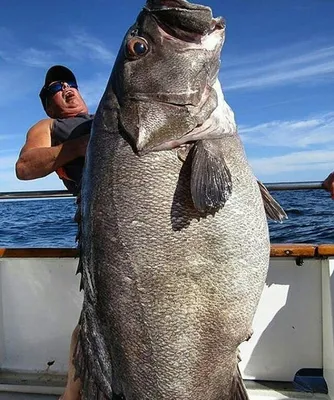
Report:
63,91,75,102
155,16,225,44
145,0,225,43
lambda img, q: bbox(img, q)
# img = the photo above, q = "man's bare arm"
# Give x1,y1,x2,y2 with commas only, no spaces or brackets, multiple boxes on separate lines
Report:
16,119,89,180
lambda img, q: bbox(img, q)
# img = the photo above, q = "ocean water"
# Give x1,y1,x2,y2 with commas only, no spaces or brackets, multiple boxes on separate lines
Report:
0,189,333,248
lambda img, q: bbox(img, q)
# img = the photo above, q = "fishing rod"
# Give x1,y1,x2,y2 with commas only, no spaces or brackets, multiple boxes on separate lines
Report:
0,181,326,200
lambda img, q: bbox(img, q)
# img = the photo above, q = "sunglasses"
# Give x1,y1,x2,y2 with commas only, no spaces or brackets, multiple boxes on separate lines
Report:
46,81,78,96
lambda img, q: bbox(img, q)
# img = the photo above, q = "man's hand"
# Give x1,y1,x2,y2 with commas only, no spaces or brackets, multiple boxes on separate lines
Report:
323,172,334,199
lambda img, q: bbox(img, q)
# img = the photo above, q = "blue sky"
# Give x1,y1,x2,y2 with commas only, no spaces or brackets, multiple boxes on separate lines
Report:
1,0,334,192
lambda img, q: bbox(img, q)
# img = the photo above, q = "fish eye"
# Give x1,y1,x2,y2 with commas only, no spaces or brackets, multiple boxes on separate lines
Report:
126,37,149,58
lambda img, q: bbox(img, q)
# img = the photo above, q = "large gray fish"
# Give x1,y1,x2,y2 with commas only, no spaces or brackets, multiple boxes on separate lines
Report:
75,1,285,399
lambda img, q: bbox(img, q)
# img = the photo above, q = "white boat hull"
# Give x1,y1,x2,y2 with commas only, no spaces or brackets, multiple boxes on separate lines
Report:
0,247,333,399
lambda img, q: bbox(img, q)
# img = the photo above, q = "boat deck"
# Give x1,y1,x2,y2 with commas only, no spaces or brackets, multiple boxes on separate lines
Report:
0,390,329,400
0,381,330,400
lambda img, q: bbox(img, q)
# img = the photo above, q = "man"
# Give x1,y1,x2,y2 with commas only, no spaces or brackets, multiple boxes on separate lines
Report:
16,65,90,400
16,65,92,195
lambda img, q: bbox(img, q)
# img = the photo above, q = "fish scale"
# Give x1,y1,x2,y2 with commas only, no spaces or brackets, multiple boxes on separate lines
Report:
76,133,269,399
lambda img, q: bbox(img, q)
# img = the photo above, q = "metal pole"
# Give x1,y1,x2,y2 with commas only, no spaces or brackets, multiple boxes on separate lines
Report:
263,181,324,191
0,190,73,200
0,181,326,200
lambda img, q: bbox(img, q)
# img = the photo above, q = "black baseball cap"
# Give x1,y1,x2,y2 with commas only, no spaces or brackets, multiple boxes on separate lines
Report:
39,65,77,111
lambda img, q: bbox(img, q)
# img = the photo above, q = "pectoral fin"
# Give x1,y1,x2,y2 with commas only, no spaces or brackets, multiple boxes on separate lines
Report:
190,139,232,213
257,180,287,222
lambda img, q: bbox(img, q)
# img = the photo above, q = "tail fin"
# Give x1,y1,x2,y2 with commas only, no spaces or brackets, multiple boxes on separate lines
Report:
229,365,249,400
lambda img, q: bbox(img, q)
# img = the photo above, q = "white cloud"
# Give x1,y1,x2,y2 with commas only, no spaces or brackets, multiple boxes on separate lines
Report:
0,170,64,192
0,29,115,70
80,73,110,110
240,111,334,180
19,48,58,68
0,67,32,105
58,31,115,64
1,47,57,68
0,29,115,110
0,154,18,171
250,150,334,178
223,42,334,91
0,27,17,54
0,135,17,142
240,112,334,149
0,154,65,192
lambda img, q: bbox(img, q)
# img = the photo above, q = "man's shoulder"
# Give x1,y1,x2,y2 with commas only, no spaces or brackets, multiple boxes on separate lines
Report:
28,118,54,135
27,118,54,140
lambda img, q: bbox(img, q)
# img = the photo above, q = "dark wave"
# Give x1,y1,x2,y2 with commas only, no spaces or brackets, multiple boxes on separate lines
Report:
0,198,78,248
268,190,334,244
1,189,334,247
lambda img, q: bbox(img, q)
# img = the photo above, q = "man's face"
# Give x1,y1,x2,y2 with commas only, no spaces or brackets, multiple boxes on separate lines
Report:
46,81,89,118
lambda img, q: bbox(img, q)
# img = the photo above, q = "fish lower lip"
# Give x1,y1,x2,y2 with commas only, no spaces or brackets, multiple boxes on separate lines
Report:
136,139,193,156
209,17,225,34
135,143,174,156
155,16,224,43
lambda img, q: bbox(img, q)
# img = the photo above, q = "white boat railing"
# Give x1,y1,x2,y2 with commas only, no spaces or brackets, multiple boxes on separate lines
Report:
0,181,327,200
264,181,324,191
0,190,73,200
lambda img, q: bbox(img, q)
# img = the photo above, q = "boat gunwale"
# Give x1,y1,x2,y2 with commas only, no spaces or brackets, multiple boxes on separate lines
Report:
1,244,334,258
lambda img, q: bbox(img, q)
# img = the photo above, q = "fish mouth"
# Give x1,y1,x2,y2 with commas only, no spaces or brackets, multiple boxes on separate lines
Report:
145,0,225,43
156,17,225,44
